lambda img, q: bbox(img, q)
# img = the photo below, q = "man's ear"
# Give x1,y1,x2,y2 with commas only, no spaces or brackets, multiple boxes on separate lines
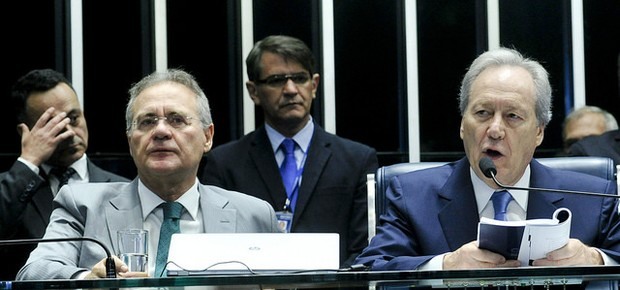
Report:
246,81,260,106
203,123,215,153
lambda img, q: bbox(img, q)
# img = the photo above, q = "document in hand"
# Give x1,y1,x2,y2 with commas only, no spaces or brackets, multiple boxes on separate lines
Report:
477,207,572,266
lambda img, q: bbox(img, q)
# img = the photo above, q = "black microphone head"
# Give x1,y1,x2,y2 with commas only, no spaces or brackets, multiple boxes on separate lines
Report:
479,157,497,178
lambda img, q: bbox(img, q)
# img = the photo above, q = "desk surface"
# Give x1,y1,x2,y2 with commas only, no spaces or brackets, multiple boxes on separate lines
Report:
4,266,620,289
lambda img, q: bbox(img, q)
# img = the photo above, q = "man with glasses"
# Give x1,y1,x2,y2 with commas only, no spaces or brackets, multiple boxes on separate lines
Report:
201,35,378,268
0,69,129,280
17,69,279,279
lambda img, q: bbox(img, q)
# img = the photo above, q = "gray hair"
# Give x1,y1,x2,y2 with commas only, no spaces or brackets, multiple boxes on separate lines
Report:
125,69,212,131
562,105,618,139
458,48,552,127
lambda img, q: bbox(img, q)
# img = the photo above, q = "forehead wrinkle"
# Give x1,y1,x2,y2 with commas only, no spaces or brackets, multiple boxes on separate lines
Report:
470,94,529,111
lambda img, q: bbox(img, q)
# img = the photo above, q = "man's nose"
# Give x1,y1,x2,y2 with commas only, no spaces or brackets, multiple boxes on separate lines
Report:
487,115,505,140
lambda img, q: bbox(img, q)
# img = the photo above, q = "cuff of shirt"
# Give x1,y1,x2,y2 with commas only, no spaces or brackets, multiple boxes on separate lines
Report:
417,253,445,270
17,157,40,174
596,248,619,266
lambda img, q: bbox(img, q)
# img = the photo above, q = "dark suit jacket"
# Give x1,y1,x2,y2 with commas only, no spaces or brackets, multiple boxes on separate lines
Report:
201,124,378,267
0,159,129,280
568,129,620,167
354,158,620,270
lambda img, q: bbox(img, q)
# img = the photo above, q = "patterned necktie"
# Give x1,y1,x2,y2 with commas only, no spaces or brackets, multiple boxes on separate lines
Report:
154,202,183,277
50,167,77,192
491,190,513,221
279,138,298,199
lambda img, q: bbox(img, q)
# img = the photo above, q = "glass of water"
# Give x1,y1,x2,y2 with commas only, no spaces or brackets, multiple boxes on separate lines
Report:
117,229,148,273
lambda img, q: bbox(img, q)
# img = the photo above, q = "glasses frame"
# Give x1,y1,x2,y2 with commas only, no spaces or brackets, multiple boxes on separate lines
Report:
253,72,311,88
131,113,195,132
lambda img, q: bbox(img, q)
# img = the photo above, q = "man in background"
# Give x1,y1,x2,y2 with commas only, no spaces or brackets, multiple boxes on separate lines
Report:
201,35,378,267
561,105,617,154
568,128,620,167
0,69,129,279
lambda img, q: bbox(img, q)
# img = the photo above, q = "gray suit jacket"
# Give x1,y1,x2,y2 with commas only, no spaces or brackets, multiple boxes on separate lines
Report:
0,159,129,280
16,179,280,280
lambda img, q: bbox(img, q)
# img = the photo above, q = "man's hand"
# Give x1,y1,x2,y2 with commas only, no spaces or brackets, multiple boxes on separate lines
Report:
83,256,148,279
18,107,74,166
531,238,603,266
443,241,521,269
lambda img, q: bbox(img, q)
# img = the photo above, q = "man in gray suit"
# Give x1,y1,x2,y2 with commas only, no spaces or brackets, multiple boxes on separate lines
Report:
0,69,129,280
16,69,279,280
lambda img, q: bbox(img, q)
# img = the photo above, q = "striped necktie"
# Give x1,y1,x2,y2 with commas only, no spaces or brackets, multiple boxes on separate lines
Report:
50,167,76,192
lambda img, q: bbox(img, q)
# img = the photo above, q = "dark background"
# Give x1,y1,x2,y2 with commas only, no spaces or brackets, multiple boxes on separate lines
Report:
1,0,618,179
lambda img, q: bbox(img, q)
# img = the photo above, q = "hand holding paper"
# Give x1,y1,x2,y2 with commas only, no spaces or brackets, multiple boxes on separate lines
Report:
477,208,572,266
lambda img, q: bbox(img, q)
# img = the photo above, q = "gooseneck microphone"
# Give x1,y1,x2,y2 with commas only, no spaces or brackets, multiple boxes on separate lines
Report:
0,237,116,278
478,156,619,199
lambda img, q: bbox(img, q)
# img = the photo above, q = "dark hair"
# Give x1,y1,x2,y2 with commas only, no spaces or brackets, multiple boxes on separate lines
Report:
246,35,315,81
10,69,75,124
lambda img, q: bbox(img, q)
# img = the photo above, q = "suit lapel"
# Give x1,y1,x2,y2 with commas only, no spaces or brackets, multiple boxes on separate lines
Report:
526,160,563,219
249,128,288,208
105,181,143,253
438,159,481,250
86,160,113,182
31,182,54,225
294,127,330,220
198,184,237,232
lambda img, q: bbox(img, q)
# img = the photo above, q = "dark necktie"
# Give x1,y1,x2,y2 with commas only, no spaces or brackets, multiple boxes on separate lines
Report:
154,202,183,277
50,167,77,192
491,190,513,221
279,138,298,198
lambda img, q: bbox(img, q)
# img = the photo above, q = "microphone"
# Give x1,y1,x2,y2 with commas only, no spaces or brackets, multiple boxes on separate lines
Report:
478,156,619,199
0,237,116,278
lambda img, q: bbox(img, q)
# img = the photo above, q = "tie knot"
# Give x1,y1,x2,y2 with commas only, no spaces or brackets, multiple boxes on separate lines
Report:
50,167,76,179
162,202,183,220
281,138,296,154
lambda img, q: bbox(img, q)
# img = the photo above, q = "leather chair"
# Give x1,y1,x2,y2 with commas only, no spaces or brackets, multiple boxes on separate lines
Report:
367,156,617,240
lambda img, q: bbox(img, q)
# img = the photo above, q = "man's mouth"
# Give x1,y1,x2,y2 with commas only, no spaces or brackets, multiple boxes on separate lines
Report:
484,149,503,158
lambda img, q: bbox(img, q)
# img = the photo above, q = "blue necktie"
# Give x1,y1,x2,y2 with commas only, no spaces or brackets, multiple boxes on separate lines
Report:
491,190,513,221
154,202,183,277
279,139,298,210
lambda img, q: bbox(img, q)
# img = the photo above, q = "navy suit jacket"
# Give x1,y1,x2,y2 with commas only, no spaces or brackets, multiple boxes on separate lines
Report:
354,158,620,270
201,124,378,267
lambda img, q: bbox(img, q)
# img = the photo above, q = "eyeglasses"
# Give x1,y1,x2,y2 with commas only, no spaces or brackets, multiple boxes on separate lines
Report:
254,73,311,87
132,113,194,131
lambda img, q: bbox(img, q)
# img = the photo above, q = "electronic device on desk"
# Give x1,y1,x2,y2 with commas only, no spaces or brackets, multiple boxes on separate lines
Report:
165,233,340,276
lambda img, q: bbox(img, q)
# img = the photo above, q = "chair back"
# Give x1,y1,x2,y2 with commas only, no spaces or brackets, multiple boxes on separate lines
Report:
367,156,617,240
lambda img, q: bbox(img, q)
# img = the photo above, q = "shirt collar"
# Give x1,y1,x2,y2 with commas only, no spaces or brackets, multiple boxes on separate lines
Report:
138,177,201,221
471,164,530,214
265,116,314,154
42,153,89,180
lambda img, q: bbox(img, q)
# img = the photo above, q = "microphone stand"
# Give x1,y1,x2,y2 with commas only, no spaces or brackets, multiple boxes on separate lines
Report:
0,237,116,278
488,170,619,199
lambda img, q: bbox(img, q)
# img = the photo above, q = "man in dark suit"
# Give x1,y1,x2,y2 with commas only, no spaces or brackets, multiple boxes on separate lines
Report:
568,129,620,167
0,69,129,279
355,48,620,271
201,35,378,267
